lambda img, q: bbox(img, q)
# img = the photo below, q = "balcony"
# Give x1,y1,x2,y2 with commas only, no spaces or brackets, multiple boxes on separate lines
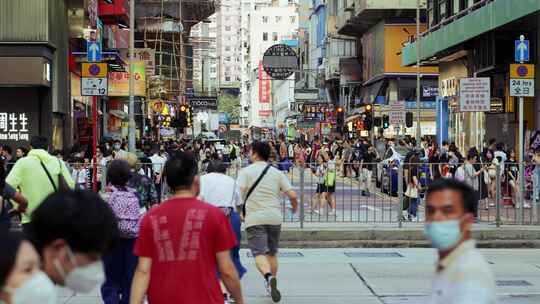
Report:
99,0,129,25
402,0,540,66
338,0,426,36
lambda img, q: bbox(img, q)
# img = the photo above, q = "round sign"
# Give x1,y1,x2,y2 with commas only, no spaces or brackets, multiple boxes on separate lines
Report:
517,65,529,77
262,44,298,80
89,64,101,76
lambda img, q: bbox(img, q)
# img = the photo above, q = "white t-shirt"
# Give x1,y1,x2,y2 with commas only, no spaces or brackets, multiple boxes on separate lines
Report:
237,161,292,228
149,154,167,174
199,173,241,208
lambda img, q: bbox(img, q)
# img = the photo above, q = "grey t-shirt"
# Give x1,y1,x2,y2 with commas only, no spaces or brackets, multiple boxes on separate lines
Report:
464,163,479,191
237,162,292,228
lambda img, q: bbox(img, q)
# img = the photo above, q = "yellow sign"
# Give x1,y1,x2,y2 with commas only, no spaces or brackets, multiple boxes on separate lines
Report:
510,64,535,79
81,63,108,78
107,61,146,96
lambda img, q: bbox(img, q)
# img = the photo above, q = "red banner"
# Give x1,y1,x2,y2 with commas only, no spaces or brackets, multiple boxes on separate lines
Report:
258,61,271,103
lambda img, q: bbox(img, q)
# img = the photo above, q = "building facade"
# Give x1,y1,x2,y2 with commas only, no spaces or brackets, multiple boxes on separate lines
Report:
402,0,540,152
243,2,299,131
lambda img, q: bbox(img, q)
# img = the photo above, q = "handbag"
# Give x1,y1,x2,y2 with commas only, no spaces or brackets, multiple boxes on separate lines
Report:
242,164,272,217
40,159,70,192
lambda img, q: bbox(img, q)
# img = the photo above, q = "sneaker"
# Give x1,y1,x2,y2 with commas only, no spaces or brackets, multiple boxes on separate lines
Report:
265,276,281,303
524,203,532,209
313,209,321,215
328,209,336,216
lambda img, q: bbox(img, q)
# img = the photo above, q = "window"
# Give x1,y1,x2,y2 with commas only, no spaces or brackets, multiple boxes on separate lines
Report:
225,76,231,82
225,26,231,31
263,32,268,41
225,46,231,52
272,32,278,41
275,16,282,23
210,67,217,73
290,16,296,23
262,16,269,23
225,56,231,61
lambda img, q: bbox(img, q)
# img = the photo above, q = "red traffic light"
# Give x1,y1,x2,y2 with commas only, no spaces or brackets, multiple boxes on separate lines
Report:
365,104,373,112
180,105,187,112
337,106,344,113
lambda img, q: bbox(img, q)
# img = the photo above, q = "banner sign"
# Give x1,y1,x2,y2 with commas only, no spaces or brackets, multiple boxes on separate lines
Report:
259,61,271,103
107,61,146,96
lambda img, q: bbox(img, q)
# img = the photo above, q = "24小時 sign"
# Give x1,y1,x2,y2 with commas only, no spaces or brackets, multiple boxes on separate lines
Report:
510,79,535,97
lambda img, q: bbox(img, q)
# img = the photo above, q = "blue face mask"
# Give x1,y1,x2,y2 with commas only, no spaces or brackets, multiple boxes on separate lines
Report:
424,219,462,251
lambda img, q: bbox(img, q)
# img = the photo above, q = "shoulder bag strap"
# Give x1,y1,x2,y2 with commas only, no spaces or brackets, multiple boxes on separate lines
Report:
40,161,57,192
242,164,271,216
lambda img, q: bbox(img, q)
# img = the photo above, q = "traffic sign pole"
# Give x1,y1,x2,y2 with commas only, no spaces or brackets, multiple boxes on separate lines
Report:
518,35,526,224
92,95,98,192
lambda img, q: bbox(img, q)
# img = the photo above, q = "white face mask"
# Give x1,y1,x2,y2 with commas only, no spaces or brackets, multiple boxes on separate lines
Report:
4,271,57,304
53,248,105,294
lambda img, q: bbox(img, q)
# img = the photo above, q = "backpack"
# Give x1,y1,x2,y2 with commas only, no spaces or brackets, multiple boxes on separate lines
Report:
455,166,465,182
108,186,141,238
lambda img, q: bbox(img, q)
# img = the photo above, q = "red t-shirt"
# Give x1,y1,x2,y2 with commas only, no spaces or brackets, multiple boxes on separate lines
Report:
134,197,237,304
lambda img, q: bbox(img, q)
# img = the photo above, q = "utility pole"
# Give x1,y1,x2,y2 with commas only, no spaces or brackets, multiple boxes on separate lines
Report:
415,0,421,148
128,0,136,152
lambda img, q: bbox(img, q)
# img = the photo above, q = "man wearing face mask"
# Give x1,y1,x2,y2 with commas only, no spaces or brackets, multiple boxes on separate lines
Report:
424,179,496,304
27,190,119,295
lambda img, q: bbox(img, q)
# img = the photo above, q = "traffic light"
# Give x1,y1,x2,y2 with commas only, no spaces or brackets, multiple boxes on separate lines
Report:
178,105,188,129
406,112,413,128
382,115,390,129
374,117,382,128
365,104,373,113
336,106,345,134
363,113,372,131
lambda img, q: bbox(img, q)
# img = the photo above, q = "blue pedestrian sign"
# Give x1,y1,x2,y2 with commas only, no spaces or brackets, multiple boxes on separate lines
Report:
515,35,530,63
87,41,102,62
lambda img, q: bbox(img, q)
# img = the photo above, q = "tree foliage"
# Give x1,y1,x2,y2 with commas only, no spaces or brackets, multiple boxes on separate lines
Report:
218,93,240,123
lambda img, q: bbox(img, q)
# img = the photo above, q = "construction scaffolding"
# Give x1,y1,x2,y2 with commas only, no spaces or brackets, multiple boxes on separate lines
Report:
135,0,216,100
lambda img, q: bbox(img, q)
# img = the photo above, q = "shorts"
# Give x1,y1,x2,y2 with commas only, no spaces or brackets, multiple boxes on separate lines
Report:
316,183,326,194
246,225,281,257
325,185,335,193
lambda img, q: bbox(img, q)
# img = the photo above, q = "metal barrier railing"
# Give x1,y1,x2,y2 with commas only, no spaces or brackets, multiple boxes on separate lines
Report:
36,159,539,228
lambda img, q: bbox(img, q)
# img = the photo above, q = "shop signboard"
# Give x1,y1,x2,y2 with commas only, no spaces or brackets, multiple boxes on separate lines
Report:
0,112,30,141
107,61,146,96
262,44,298,80
259,61,271,103
459,78,490,112
187,96,218,110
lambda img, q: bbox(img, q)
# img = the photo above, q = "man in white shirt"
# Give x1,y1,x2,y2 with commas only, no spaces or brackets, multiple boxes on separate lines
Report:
199,160,247,302
424,178,496,304
237,141,298,303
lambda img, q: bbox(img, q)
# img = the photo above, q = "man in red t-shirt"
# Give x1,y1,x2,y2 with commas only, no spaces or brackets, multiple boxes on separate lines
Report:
130,151,244,304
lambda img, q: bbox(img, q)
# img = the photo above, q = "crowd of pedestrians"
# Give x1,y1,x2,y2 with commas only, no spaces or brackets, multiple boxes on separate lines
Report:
0,133,523,304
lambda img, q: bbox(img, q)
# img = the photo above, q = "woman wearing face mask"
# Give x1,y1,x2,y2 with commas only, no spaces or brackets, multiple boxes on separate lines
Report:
0,232,57,304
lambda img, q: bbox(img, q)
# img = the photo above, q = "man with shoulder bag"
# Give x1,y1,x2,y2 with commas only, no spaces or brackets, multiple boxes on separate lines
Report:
237,141,298,303
6,136,74,234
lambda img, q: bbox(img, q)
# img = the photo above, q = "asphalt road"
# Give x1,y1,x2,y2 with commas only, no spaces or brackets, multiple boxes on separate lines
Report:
59,248,540,304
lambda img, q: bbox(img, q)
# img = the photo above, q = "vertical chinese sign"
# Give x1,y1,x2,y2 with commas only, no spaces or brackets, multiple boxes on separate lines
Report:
258,61,272,117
